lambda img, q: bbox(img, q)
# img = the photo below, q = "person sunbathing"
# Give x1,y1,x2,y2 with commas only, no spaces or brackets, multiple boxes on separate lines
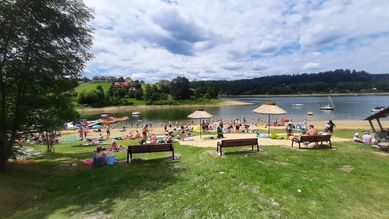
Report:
353,133,363,143
150,133,157,143
129,132,135,140
135,130,141,139
163,133,173,143
109,140,124,152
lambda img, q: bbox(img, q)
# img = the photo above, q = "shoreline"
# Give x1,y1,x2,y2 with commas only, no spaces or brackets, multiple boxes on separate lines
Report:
77,99,254,115
220,92,389,98
62,120,388,138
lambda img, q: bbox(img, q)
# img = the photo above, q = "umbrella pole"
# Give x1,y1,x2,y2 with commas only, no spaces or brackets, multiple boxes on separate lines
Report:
268,114,270,137
200,118,202,138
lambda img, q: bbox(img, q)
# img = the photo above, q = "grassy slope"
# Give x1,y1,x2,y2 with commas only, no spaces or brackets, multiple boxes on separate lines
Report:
1,130,388,218
75,82,112,93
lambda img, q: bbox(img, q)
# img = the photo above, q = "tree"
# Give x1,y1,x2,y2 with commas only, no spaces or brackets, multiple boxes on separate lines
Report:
117,76,125,82
169,77,192,100
0,0,93,170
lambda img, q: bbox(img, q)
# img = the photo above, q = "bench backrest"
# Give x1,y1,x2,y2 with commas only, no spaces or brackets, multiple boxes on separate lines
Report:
128,143,173,153
299,135,331,142
220,138,258,147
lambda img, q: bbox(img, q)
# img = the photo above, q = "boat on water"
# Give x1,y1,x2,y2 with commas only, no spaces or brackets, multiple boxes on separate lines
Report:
320,96,335,110
132,112,141,116
371,106,385,112
292,103,304,108
307,111,314,116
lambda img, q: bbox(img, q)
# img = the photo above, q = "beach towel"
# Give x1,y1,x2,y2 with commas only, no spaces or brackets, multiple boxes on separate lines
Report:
83,160,93,167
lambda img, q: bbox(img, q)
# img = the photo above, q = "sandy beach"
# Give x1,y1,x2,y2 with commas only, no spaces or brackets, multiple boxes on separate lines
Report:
77,99,254,115
61,119,387,148
63,120,388,137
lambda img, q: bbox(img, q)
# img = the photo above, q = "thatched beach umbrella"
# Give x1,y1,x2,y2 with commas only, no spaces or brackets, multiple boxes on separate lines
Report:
253,102,287,136
187,110,213,138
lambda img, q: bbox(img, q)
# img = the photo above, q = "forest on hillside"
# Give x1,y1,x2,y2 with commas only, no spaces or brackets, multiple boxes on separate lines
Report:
77,69,389,107
191,69,389,95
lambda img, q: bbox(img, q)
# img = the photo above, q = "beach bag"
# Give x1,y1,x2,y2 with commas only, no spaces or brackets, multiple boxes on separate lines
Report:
106,155,117,166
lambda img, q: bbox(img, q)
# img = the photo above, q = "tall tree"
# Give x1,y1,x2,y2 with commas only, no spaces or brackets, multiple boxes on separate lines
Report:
169,77,192,100
0,0,93,170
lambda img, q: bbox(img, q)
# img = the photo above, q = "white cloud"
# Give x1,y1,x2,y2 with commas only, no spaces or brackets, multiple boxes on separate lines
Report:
303,62,321,70
83,0,389,81
313,52,321,56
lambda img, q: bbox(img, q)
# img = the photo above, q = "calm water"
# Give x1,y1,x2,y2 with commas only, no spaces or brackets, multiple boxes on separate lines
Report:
81,95,389,126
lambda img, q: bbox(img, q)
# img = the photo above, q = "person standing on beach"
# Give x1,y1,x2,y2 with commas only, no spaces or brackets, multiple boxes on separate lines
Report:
141,124,150,144
106,126,111,139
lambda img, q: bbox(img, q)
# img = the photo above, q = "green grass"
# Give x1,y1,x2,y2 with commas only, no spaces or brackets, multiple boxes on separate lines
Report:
1,133,388,218
124,98,146,106
75,82,112,94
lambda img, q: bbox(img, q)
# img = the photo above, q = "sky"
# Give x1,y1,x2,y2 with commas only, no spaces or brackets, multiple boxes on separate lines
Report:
84,0,389,82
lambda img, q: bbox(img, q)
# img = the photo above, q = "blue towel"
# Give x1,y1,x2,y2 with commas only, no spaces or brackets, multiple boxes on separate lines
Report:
106,156,117,166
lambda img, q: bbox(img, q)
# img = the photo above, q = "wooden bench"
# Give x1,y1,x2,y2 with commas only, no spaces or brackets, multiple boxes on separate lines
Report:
291,135,332,149
216,138,259,156
127,143,175,163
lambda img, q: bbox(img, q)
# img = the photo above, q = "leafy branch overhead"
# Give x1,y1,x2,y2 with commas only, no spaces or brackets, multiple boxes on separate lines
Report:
0,0,94,169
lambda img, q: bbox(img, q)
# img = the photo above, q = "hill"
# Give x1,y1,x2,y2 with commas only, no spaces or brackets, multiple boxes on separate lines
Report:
191,69,389,95
75,82,112,93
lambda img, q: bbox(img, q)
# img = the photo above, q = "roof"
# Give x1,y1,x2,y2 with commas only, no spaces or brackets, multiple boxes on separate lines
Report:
364,107,389,121
113,82,130,87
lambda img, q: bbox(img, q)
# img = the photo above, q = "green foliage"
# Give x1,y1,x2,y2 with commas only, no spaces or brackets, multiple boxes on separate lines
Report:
75,77,223,107
169,77,192,100
1,140,389,218
0,0,93,169
191,70,389,95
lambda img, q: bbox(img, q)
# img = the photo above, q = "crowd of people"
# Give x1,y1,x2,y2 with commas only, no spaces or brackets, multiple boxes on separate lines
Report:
77,116,384,167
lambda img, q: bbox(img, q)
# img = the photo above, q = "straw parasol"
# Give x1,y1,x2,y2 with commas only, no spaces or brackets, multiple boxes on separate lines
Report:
187,110,213,138
253,101,287,136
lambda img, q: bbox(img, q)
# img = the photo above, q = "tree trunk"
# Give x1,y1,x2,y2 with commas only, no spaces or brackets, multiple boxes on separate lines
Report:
0,147,9,172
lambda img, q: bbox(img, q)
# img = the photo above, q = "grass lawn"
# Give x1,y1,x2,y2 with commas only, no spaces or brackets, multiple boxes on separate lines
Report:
75,82,112,93
1,132,388,218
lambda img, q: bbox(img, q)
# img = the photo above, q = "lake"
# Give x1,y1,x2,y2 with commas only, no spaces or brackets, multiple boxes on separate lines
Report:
81,95,389,126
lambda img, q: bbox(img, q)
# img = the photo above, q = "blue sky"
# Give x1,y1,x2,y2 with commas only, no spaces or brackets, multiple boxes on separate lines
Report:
84,0,389,81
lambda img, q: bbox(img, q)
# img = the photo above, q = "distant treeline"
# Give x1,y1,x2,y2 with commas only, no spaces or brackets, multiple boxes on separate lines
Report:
191,69,389,95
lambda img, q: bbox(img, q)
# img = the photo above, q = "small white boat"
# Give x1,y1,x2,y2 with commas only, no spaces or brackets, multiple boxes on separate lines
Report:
132,112,141,116
292,103,304,108
320,96,335,111
307,111,314,116
371,106,385,112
